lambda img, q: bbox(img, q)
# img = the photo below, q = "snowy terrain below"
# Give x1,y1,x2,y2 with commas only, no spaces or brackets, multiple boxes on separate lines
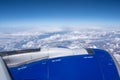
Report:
0,27,120,64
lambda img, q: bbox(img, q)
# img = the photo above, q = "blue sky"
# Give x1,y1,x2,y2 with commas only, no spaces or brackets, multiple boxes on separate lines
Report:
0,0,120,30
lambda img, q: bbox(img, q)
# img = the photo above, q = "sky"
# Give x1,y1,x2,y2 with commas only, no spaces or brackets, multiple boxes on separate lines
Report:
0,0,120,31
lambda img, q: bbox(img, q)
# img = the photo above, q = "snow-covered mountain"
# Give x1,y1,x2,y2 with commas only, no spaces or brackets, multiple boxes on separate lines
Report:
0,27,120,64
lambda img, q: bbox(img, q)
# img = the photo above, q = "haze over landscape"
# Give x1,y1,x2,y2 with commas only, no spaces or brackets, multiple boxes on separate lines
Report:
0,0,120,64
